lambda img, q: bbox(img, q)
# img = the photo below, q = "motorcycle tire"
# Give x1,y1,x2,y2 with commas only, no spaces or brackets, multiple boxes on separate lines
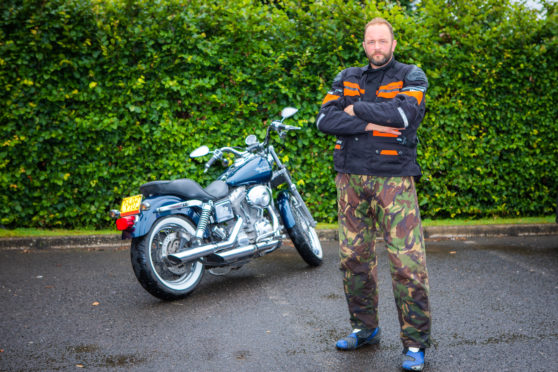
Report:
130,215,204,300
286,200,323,267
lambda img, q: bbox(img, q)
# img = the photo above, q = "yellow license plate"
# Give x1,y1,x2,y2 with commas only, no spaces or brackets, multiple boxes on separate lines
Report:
120,194,142,217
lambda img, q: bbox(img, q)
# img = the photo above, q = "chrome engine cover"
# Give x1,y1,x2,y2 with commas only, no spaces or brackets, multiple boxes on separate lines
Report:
254,219,273,238
246,185,272,208
225,185,277,244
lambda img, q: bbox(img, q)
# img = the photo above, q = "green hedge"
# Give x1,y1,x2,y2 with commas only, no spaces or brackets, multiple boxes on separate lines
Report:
1,0,556,228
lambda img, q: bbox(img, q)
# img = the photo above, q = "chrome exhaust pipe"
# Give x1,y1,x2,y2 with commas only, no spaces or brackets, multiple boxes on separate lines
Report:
214,240,281,262
167,218,243,264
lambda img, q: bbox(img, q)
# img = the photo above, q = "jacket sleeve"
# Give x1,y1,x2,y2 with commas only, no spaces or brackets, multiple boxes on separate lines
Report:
315,71,368,136
352,65,428,129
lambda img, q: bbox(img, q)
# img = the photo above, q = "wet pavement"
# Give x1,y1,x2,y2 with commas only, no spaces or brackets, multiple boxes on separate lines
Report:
1,236,557,371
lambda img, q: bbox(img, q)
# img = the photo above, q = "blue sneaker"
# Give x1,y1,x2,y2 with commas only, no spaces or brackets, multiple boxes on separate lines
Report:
335,327,381,350
402,348,425,371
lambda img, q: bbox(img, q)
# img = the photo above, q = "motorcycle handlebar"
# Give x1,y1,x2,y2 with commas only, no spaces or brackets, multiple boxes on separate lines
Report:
204,155,218,173
271,121,301,131
246,143,261,152
201,118,300,171
203,147,249,172
218,147,245,156
284,125,301,130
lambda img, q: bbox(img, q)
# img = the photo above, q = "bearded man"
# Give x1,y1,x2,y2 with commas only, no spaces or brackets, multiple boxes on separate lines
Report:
316,17,432,371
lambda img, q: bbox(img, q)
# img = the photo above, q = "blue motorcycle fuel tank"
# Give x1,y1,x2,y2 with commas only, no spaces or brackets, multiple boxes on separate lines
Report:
222,156,272,186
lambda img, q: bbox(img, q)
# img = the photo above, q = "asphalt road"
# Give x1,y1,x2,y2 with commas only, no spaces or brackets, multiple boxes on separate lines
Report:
1,236,557,371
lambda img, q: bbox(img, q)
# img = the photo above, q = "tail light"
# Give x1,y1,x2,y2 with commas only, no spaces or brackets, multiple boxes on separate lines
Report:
116,215,136,231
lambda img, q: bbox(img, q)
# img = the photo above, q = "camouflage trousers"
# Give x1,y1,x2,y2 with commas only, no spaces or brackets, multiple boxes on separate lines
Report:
336,173,431,349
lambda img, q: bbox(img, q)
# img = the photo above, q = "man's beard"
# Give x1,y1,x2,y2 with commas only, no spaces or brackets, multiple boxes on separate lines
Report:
368,51,392,67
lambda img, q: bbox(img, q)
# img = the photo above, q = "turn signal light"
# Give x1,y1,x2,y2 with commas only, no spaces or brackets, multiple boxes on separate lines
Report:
116,216,136,231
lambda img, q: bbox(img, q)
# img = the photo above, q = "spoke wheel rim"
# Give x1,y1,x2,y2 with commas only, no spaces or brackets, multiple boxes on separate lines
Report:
148,220,203,291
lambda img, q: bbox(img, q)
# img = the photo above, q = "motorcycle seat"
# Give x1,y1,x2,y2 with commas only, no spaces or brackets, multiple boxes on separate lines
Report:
140,179,229,201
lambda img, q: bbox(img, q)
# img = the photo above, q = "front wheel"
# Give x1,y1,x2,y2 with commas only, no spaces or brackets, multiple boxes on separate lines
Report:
286,199,323,267
131,215,204,300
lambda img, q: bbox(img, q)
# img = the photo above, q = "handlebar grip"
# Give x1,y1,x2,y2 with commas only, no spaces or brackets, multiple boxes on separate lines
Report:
275,123,300,131
204,155,217,173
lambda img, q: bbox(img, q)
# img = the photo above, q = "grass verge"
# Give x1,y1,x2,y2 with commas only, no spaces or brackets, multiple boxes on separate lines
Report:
0,216,554,238
0,228,117,238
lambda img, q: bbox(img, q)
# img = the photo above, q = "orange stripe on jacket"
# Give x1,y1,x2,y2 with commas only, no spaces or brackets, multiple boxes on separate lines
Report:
344,89,361,97
343,81,361,90
343,81,365,96
373,130,399,138
380,150,398,156
377,90,399,99
399,91,424,105
376,81,403,99
379,81,403,90
322,93,340,105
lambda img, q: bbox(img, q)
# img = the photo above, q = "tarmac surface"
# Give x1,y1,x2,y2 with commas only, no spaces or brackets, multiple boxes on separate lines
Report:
0,229,557,371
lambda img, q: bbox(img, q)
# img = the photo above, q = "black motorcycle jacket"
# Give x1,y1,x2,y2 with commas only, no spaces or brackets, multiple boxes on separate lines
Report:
316,57,428,177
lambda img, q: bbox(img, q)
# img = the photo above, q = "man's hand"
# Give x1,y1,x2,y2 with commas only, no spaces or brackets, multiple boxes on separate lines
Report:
344,105,355,116
365,123,401,135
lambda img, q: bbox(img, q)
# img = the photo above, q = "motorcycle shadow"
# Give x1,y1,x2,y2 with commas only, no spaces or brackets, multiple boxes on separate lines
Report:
137,245,319,306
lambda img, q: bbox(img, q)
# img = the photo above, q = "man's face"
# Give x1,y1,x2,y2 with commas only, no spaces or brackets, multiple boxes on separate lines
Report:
362,24,397,68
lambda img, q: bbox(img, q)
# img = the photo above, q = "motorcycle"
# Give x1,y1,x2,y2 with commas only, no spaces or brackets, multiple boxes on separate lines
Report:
110,107,323,300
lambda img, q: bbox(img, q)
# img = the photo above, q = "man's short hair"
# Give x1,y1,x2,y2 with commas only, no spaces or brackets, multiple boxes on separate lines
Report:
364,18,394,40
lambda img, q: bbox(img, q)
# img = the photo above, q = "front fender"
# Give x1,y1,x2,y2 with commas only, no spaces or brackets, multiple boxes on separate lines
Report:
125,195,200,239
276,191,295,229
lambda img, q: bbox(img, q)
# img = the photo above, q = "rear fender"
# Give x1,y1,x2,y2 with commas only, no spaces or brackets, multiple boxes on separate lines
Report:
123,195,200,239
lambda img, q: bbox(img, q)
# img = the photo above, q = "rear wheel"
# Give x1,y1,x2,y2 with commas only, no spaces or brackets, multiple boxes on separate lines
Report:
286,199,323,267
131,215,204,300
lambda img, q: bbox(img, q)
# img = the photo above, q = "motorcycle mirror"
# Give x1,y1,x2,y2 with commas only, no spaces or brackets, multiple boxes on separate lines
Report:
280,107,298,120
245,135,258,145
190,145,210,158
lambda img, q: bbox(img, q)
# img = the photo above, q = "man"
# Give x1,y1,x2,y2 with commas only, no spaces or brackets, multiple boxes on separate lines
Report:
316,18,431,371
